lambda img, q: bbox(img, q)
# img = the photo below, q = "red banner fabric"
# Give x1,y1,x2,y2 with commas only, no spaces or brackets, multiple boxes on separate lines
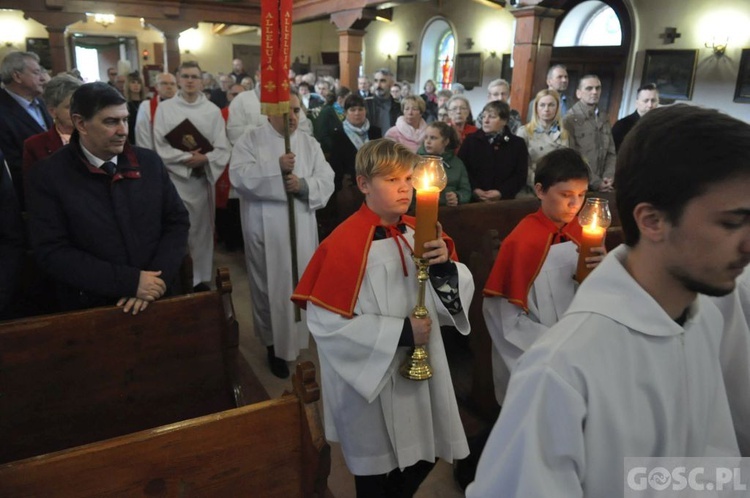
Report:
260,0,292,116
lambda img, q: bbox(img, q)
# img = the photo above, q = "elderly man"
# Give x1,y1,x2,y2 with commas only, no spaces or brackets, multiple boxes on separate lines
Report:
365,68,401,134
229,90,334,378
563,74,616,192
487,78,521,133
26,82,189,313
134,72,178,150
0,51,53,207
357,76,371,98
612,82,659,151
527,64,570,119
154,61,231,291
230,58,249,84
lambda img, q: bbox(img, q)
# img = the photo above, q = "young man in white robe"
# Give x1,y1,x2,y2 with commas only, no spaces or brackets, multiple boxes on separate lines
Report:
467,104,750,497
230,91,334,378
482,148,603,404
714,267,750,455
153,61,230,290
292,139,474,497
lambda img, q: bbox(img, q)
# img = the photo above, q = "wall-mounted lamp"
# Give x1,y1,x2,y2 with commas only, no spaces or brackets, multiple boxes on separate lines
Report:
2,41,12,47
706,37,728,56
489,51,497,58
465,37,475,50
406,41,413,52
91,13,116,28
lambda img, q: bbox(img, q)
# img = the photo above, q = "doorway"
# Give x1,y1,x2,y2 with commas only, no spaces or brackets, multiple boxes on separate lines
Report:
69,35,139,83
551,0,631,122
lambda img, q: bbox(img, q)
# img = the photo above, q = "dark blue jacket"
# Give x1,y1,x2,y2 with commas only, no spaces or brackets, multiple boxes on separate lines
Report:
27,136,190,311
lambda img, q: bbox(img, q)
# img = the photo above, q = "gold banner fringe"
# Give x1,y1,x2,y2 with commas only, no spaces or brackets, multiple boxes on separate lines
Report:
261,101,291,116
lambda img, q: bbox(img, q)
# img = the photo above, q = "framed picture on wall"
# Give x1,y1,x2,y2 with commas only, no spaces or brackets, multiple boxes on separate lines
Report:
455,53,482,90
26,38,51,70
142,64,164,93
501,53,513,85
641,49,698,100
396,55,416,83
734,49,750,103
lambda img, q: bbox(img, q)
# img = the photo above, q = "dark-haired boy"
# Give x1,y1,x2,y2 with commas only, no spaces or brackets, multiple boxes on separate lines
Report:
292,139,473,497
482,147,603,403
468,104,749,497
26,82,189,313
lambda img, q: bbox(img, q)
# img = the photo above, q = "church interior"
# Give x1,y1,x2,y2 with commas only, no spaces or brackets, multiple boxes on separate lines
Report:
1,0,749,496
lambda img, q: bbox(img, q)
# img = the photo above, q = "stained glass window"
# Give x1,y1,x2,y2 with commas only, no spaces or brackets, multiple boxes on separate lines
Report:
436,31,455,89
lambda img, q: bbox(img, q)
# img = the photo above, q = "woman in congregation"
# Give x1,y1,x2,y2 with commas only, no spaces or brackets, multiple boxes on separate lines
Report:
124,72,147,145
384,95,428,153
420,79,439,123
417,121,471,206
446,95,476,148
515,89,571,196
313,86,351,157
22,74,82,177
458,100,528,202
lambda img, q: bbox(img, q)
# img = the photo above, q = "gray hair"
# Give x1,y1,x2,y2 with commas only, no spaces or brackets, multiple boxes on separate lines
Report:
374,67,393,78
546,64,567,80
487,78,510,91
43,74,82,108
1,51,40,85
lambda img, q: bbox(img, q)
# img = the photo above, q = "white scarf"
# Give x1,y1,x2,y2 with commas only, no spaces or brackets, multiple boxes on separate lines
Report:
343,119,371,150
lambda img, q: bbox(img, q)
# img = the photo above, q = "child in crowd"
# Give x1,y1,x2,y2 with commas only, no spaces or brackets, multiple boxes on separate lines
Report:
482,148,604,403
417,121,471,206
292,139,474,497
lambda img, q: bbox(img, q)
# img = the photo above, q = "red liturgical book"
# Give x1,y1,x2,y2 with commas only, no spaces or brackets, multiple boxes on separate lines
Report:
164,119,214,154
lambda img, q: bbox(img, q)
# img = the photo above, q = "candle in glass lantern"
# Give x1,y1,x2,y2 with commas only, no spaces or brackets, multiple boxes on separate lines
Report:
412,156,447,258
575,198,611,283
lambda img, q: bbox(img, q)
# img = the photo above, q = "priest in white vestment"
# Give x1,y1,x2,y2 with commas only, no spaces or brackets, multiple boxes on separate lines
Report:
153,62,230,288
229,92,334,377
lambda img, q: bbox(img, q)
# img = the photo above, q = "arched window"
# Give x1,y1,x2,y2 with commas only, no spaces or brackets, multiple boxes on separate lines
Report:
436,31,455,89
419,18,455,91
554,1,622,47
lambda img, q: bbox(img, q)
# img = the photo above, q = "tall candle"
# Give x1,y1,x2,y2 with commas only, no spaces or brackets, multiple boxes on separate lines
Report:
575,222,605,283
413,186,440,258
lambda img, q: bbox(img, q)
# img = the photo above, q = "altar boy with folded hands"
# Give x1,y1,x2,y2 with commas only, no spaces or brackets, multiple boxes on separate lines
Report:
292,139,474,498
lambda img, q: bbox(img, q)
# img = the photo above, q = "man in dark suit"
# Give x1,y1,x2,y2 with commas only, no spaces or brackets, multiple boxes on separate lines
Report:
0,51,53,208
26,82,190,314
612,83,659,151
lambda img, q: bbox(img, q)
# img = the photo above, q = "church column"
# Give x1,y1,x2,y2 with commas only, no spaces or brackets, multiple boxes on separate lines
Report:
337,30,365,91
330,9,373,91
146,20,197,73
510,6,564,122
23,11,86,75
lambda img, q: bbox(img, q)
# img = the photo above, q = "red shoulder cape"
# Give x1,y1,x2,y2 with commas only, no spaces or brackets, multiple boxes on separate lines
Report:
483,209,581,312
291,203,457,318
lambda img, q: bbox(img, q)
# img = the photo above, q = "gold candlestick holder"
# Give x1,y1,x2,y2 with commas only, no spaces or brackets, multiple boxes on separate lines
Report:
400,256,433,381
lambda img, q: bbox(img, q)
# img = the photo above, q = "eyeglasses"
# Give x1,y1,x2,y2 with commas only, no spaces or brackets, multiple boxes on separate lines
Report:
180,74,201,80
449,106,468,112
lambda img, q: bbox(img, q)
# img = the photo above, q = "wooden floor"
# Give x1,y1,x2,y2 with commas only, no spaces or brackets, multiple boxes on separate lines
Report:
214,246,468,498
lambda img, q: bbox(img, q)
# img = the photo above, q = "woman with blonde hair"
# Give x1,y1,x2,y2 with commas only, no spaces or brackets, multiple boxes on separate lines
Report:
516,89,571,194
384,95,428,152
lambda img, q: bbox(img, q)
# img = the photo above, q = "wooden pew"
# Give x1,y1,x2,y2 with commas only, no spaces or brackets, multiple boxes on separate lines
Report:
0,267,268,465
0,362,332,498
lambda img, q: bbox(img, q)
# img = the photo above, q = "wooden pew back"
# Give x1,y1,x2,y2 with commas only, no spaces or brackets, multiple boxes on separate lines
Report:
0,268,266,464
0,362,331,498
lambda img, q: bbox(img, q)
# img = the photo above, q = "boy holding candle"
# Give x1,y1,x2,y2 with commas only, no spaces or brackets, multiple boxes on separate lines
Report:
482,148,605,403
467,104,750,497
292,139,474,497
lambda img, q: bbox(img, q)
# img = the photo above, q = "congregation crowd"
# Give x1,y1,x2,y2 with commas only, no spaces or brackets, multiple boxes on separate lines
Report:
1,48,749,498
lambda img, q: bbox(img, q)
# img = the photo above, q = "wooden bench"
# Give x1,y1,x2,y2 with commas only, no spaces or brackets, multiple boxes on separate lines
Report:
0,267,268,465
0,361,332,498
